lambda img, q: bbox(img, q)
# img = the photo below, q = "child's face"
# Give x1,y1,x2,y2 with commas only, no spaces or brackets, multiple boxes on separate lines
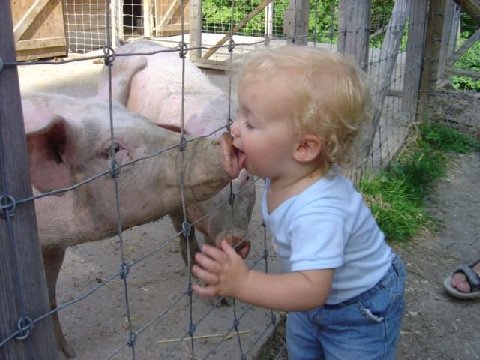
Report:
231,75,300,180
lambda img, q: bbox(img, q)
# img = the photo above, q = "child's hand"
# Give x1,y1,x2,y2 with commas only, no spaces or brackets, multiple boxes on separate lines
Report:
192,239,249,298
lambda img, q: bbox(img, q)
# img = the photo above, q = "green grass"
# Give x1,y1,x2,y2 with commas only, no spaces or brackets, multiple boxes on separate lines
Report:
360,122,480,242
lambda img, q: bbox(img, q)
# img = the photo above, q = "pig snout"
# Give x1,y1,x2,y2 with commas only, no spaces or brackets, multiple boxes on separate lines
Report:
220,132,245,179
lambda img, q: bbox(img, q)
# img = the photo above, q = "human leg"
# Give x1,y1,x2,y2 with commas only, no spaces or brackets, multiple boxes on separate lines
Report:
314,255,406,360
286,311,324,360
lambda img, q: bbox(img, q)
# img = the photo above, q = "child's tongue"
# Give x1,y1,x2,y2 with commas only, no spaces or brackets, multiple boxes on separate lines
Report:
237,150,247,170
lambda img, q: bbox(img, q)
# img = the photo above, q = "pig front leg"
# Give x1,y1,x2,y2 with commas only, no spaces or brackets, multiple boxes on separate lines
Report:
169,210,201,268
43,246,76,358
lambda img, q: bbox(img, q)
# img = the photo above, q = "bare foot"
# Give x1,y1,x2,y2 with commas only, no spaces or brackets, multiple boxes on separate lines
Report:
451,261,480,293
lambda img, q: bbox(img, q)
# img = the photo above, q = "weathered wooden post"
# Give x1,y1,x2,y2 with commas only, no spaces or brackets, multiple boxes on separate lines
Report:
0,1,58,359
402,0,428,124
417,0,447,123
370,0,409,132
190,0,202,61
337,0,371,186
337,0,371,71
438,0,461,83
284,0,310,45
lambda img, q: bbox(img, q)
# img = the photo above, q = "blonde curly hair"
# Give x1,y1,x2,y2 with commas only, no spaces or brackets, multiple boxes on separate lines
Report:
238,46,371,172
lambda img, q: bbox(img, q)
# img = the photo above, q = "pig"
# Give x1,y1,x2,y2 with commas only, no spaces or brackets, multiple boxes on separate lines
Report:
23,93,244,358
96,40,255,267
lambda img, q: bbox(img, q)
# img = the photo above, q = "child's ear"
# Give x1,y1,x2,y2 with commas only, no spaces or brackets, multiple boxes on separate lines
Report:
293,134,322,163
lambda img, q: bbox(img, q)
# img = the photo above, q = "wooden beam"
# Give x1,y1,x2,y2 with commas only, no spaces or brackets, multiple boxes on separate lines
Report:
371,0,409,129
402,0,428,124
157,0,181,31
15,37,67,51
13,0,51,41
143,0,152,38
447,28,480,66
445,67,480,79
417,0,447,122
337,0,371,71
454,0,480,25
0,1,58,358
337,0,371,185
202,0,274,60
284,0,309,45
189,0,202,61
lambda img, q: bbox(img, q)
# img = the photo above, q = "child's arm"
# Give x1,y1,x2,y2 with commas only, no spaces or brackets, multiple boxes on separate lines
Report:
192,240,334,311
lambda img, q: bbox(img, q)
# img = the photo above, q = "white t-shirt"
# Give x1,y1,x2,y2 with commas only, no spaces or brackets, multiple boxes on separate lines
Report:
262,171,393,305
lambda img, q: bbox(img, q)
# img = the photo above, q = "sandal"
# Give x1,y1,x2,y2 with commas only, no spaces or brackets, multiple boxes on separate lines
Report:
443,259,480,300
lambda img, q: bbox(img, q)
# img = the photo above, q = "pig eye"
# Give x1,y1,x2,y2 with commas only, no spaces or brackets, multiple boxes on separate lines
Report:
102,142,123,159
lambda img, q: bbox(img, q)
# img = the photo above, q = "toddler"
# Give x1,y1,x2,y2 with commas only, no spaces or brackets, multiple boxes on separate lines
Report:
192,45,406,360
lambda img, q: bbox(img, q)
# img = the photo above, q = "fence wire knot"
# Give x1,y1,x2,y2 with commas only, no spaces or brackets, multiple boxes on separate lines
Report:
127,332,137,348
178,42,188,58
228,39,236,53
110,159,121,179
0,194,16,219
263,249,269,261
182,221,191,238
228,192,236,205
102,45,116,66
188,324,196,337
179,135,188,152
15,317,33,341
226,117,233,132
119,262,131,280
233,319,240,331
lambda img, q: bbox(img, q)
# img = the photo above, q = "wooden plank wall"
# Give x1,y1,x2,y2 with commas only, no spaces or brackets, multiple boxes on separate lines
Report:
11,0,67,60
154,0,190,36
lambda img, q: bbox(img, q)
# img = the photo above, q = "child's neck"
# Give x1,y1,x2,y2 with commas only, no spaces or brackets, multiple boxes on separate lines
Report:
267,166,327,214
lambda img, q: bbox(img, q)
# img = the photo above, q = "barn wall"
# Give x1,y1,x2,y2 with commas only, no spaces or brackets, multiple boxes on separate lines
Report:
11,0,68,60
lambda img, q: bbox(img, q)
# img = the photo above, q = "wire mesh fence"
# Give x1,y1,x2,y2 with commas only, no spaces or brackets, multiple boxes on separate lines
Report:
1,0,479,359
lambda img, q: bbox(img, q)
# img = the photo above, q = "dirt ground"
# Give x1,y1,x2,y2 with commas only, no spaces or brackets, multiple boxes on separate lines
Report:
394,151,480,360
16,55,480,359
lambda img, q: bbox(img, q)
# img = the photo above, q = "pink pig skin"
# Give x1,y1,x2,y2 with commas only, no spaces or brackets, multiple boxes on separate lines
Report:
23,93,242,358
97,41,255,266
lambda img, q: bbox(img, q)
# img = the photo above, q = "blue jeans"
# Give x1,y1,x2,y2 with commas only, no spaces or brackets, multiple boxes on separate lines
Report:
286,254,406,360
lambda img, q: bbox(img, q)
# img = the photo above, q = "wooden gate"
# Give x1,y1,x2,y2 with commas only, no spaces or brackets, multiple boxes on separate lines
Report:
11,0,67,61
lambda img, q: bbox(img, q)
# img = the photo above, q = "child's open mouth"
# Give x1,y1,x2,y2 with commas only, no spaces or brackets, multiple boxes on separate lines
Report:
233,145,246,170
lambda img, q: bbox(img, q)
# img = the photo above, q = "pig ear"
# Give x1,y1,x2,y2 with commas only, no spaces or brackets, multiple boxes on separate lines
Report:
97,56,148,105
26,116,74,192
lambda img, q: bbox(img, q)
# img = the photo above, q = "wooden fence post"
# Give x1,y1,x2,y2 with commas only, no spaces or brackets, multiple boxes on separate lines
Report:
0,1,58,359
284,0,310,45
417,0,447,123
337,0,371,71
190,0,202,61
438,0,460,82
402,0,428,124
337,0,371,186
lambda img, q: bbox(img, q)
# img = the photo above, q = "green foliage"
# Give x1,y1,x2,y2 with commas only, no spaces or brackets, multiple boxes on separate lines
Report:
421,122,480,153
361,175,427,242
201,0,405,47
452,37,480,91
360,123,479,242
